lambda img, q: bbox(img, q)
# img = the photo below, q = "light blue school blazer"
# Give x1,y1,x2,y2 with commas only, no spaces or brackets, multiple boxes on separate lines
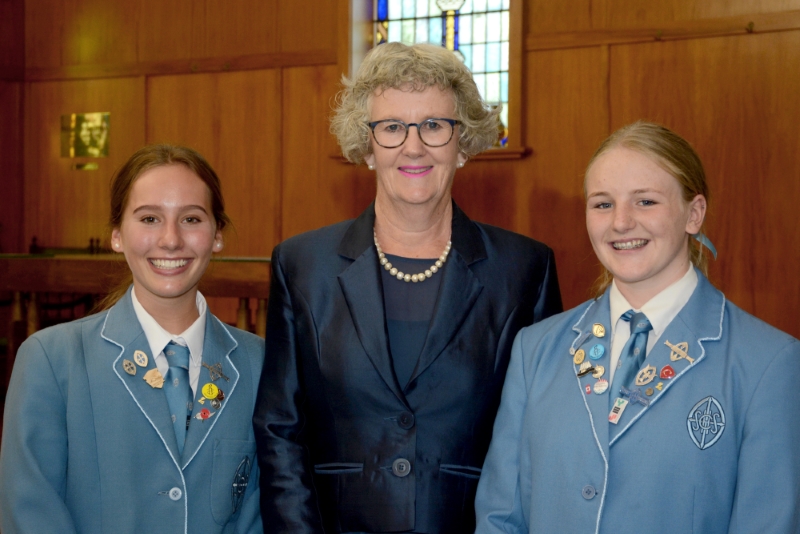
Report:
0,288,265,534
475,271,800,534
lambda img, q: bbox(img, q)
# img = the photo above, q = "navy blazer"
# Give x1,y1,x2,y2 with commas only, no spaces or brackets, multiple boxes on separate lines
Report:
254,202,562,533
475,271,800,533
0,289,265,534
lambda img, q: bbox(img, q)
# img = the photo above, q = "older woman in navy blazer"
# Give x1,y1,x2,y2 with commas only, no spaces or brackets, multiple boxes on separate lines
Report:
254,43,562,534
475,122,800,533
0,145,264,533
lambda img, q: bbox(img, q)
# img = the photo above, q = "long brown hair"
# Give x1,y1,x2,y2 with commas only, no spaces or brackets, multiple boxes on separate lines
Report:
585,121,711,297
95,144,230,311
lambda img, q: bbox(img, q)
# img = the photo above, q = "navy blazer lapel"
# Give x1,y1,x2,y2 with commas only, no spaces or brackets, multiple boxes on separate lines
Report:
571,296,612,460
103,291,181,461
609,272,725,445
182,314,239,467
337,204,406,404
408,203,485,385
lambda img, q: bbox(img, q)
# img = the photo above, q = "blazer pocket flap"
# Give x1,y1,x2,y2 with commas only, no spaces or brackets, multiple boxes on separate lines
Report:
313,462,364,475
440,464,482,479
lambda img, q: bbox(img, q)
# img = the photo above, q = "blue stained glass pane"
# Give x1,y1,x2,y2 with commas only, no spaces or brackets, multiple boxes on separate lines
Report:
473,73,486,100
416,0,428,17
501,72,508,101
416,18,428,43
473,13,486,44
488,0,502,10
429,0,442,16
389,0,402,19
472,43,486,72
378,0,389,21
487,42,500,71
473,0,487,12
460,44,472,70
486,72,500,102
461,0,474,13
487,12,501,41
501,41,509,70
403,0,415,18
402,19,415,43
388,20,402,42
429,15,442,43
460,14,472,45
501,10,509,40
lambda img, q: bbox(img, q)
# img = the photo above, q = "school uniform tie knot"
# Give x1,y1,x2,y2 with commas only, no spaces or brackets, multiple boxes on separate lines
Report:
164,341,192,454
612,310,652,404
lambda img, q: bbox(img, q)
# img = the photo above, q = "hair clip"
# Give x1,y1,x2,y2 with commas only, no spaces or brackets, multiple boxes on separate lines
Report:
692,233,717,259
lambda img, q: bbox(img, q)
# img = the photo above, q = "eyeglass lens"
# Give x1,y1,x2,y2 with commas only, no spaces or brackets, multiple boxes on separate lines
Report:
372,119,454,148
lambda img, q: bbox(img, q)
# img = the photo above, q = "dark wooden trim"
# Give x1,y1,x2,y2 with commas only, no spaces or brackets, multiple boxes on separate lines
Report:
24,50,338,82
0,66,24,82
526,10,800,51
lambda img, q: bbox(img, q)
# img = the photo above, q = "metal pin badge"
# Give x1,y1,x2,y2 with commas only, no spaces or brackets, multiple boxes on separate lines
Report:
143,368,165,389
665,340,694,364
133,350,148,367
123,359,137,376
592,323,606,338
573,349,586,365
635,365,657,386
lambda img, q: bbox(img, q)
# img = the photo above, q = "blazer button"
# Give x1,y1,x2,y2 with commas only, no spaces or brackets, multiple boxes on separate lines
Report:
168,487,183,501
581,485,596,500
392,458,412,477
398,412,415,429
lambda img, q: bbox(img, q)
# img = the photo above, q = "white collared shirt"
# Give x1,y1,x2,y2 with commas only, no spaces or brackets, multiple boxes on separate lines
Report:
131,288,207,396
607,266,697,384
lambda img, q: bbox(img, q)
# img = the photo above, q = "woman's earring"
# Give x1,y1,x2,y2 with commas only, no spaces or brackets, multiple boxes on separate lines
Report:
458,162,465,168
113,243,120,249
368,165,375,171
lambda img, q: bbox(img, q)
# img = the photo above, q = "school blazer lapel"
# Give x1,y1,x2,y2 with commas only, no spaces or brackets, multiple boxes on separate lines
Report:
337,204,406,405
609,272,725,445
182,314,239,467
103,291,181,461
571,296,612,460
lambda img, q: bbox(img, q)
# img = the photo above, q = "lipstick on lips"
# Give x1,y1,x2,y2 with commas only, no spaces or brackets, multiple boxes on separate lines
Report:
398,165,433,178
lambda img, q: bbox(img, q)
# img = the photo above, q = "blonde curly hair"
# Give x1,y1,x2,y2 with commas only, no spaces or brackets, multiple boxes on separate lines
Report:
331,42,500,164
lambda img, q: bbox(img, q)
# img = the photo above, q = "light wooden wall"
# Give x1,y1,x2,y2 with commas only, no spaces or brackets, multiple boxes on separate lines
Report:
1,0,798,336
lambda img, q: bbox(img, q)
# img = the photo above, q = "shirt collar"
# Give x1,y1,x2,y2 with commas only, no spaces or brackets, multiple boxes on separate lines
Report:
609,266,698,338
131,288,207,364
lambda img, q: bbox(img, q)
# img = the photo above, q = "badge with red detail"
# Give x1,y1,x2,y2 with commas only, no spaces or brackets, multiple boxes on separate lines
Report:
660,365,676,379
195,408,216,421
585,384,592,395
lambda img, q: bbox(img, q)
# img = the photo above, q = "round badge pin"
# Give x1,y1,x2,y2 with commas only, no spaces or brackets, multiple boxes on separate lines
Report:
592,323,606,338
202,383,219,400
573,349,586,365
594,378,609,395
133,350,148,367
592,365,605,379
589,344,605,360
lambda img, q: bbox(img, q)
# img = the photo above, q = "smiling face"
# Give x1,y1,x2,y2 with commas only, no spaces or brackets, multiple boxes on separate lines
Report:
365,85,466,212
110,164,223,313
585,146,706,306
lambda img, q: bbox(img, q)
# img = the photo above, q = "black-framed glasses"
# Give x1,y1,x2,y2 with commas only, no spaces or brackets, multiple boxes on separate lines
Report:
368,118,461,148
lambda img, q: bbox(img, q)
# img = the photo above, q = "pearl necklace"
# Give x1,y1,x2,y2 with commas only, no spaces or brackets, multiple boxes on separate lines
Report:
373,231,451,283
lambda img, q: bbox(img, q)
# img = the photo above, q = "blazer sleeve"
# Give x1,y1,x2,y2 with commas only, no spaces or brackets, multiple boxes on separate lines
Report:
728,337,800,533
532,247,562,323
253,245,324,533
474,328,532,533
0,336,78,534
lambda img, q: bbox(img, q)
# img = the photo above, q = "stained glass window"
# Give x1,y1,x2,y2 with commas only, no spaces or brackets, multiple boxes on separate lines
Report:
374,0,511,147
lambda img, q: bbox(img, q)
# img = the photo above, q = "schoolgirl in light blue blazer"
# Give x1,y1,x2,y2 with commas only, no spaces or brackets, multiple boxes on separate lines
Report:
0,145,264,533
475,122,800,533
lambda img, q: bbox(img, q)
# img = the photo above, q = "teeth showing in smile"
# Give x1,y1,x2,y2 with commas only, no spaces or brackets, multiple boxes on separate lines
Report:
613,239,648,250
150,259,188,269
400,167,431,174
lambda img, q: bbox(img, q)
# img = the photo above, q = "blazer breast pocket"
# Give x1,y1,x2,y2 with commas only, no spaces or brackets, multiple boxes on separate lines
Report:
210,439,257,526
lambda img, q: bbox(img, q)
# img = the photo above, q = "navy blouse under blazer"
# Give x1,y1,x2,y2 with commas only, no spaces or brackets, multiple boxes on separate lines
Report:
0,288,265,534
253,202,562,534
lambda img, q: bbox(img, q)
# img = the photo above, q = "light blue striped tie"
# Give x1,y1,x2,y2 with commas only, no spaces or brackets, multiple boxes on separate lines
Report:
164,342,192,454
611,310,652,408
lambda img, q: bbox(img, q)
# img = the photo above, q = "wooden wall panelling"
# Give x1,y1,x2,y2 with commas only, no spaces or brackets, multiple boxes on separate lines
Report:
593,0,800,30
23,77,146,249
25,0,139,69
278,0,338,54
0,0,24,78
0,81,24,253
520,45,610,308
527,0,594,35
281,64,375,240
146,69,282,257
609,31,800,338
